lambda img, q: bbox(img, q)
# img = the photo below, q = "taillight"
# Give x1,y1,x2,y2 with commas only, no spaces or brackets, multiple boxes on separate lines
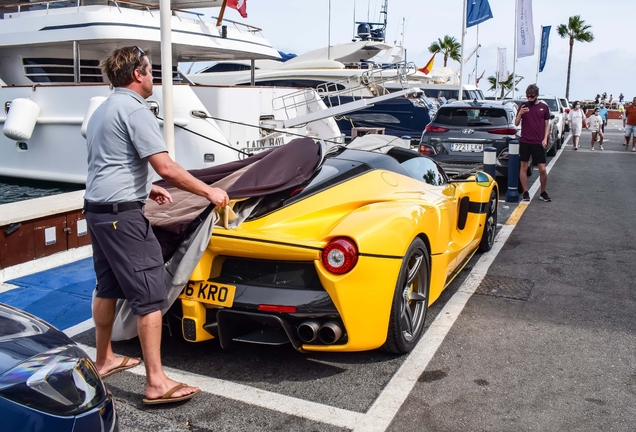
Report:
425,125,450,133
258,305,297,313
419,144,436,155
564,108,570,114
322,237,358,274
488,128,517,135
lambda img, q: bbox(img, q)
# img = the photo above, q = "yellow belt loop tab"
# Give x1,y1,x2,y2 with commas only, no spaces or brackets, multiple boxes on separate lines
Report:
112,221,118,230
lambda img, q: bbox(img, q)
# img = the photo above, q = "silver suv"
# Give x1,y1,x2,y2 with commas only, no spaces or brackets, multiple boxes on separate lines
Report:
538,95,565,144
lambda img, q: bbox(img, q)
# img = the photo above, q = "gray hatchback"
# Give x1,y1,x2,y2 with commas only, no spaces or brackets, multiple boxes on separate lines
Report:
418,100,520,178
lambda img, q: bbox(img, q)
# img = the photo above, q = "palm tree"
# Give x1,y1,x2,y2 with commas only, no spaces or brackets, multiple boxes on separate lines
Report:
487,73,523,99
557,15,594,100
428,36,461,67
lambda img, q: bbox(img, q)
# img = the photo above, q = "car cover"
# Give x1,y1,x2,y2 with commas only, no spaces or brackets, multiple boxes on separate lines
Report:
109,137,323,340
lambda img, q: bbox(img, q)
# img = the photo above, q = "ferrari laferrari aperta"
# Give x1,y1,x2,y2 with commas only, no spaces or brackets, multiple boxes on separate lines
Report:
177,142,498,353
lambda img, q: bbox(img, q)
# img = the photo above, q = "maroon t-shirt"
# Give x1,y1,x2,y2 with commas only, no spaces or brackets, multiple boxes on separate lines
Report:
519,101,551,145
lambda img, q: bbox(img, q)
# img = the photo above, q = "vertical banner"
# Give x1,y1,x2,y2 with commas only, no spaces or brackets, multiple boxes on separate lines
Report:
516,0,535,58
539,25,551,72
466,0,494,28
497,48,508,82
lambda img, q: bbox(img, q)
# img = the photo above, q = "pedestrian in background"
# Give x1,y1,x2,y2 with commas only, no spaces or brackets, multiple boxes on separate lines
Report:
587,108,604,150
608,94,613,108
619,103,626,128
514,84,551,202
625,98,636,151
619,93,624,104
568,101,585,150
598,103,608,134
85,46,229,405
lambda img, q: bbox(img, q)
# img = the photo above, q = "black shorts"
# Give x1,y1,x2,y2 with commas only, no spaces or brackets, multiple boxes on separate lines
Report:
519,142,547,165
86,208,168,316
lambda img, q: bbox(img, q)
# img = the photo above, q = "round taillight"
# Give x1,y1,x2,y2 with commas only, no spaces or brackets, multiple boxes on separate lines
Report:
322,237,358,274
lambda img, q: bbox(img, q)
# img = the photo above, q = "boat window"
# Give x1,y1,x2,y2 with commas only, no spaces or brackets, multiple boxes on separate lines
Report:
151,64,180,84
22,58,103,83
200,63,254,73
346,113,400,124
238,79,345,90
434,107,509,127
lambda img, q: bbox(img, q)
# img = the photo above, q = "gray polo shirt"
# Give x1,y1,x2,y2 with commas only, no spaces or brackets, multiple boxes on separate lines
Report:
84,88,167,203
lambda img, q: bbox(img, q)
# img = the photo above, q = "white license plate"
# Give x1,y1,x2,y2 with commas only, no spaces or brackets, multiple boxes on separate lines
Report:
451,143,484,152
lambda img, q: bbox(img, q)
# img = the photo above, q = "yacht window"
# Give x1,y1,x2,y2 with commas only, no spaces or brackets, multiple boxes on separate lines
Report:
151,64,180,84
238,79,345,90
200,63,255,73
22,58,103,83
346,113,401,124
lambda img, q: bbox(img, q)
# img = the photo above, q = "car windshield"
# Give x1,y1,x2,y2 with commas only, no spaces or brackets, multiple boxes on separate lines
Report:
539,98,558,111
434,107,509,127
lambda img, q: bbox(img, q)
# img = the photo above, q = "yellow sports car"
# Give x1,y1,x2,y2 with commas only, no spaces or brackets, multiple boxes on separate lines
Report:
175,141,498,353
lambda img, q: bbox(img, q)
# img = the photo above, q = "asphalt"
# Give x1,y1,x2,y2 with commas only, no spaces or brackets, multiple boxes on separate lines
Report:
17,119,633,431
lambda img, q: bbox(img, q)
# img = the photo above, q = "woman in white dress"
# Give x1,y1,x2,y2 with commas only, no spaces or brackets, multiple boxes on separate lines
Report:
568,101,585,150
586,108,604,150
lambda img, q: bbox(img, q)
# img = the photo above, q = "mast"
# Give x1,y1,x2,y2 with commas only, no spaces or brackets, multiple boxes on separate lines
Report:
459,0,467,100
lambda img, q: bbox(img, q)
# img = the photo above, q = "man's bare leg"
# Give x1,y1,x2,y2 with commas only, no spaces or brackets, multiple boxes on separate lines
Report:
519,161,529,193
93,297,141,375
538,164,548,193
137,310,199,399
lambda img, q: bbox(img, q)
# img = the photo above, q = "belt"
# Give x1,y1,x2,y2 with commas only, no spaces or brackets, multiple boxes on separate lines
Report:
84,201,144,214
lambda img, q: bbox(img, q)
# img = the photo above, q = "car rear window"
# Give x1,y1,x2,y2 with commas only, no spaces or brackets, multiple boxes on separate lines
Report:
539,98,558,111
434,107,509,127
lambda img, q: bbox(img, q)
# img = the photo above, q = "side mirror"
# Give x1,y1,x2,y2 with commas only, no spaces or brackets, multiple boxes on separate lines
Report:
550,114,555,119
475,171,491,187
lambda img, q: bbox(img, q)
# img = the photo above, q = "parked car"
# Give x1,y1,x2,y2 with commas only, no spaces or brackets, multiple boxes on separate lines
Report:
170,137,499,354
418,100,524,178
508,99,561,155
538,95,565,144
559,98,571,133
0,303,119,432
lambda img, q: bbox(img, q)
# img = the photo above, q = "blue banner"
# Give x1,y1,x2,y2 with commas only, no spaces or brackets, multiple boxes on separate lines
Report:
539,25,551,72
466,0,494,28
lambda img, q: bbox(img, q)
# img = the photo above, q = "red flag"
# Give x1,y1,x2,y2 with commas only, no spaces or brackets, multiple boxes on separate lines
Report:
418,54,435,75
228,0,247,18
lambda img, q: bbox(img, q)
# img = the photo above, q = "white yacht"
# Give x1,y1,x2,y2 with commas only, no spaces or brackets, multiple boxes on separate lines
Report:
0,0,342,184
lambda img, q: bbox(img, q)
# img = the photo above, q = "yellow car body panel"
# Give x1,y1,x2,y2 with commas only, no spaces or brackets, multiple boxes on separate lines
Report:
181,152,497,352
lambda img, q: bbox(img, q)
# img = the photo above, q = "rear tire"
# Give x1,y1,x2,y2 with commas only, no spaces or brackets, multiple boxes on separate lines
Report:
382,238,430,354
478,189,498,252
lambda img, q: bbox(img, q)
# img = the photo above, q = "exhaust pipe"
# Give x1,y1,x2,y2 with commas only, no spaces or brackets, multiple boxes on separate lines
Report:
318,321,343,345
297,320,321,343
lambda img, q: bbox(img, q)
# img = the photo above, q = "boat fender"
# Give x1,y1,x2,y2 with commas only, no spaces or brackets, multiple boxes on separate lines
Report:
3,98,40,141
81,96,107,138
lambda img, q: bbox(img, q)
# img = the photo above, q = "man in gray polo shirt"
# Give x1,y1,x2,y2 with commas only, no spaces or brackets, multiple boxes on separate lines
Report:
85,46,228,405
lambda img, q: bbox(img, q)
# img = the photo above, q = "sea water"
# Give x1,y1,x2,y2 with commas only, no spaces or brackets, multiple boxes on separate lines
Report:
0,177,83,205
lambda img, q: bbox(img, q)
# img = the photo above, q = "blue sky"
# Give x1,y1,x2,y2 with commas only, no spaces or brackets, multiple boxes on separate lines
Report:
195,0,634,102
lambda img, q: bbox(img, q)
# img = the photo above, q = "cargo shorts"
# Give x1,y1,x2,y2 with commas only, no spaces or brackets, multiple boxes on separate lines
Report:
86,208,168,316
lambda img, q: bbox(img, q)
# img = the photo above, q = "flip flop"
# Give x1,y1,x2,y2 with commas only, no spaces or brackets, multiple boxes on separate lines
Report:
100,356,142,378
142,383,201,405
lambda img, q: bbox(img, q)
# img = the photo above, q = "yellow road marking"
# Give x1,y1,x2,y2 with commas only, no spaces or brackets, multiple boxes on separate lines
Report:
505,204,527,225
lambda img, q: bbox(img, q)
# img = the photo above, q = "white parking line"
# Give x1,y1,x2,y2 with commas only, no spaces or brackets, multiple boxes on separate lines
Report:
64,149,565,431
75,342,365,430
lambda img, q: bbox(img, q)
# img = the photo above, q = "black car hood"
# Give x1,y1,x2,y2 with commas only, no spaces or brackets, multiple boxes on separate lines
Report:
0,303,72,375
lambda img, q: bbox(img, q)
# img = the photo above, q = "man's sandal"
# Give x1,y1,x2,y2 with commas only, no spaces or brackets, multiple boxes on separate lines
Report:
142,383,201,405
100,356,142,378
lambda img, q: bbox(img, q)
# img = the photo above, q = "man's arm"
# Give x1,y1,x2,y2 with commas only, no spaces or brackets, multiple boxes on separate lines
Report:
542,120,550,147
148,152,228,207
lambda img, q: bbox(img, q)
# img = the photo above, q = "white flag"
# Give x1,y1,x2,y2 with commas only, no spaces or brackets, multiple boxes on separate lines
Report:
497,48,508,82
516,0,535,58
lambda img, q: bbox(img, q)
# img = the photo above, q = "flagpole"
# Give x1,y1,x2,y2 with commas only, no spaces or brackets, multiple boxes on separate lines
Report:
535,25,542,84
458,0,467,100
328,0,332,60
474,25,479,85
495,50,499,101
512,0,518,99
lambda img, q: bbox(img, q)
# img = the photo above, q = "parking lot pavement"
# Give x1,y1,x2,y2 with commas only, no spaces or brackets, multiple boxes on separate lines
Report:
388,122,636,431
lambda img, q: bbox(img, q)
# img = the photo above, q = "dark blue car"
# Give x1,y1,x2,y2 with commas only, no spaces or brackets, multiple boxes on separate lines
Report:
0,303,118,432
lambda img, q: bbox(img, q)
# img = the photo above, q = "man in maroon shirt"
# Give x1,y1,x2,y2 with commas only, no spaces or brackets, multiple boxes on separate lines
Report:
514,84,552,202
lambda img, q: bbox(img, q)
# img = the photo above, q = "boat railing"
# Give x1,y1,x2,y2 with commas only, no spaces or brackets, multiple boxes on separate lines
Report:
270,61,419,121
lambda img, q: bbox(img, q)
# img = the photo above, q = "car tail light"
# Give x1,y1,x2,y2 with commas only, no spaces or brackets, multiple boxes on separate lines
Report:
564,108,570,114
419,144,436,155
258,305,297,313
488,128,517,135
322,237,358,274
425,125,450,133
0,345,107,416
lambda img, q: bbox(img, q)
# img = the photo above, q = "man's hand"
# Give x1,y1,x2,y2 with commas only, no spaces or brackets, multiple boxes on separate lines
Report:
206,187,229,208
520,106,530,116
542,139,548,148
149,185,172,205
